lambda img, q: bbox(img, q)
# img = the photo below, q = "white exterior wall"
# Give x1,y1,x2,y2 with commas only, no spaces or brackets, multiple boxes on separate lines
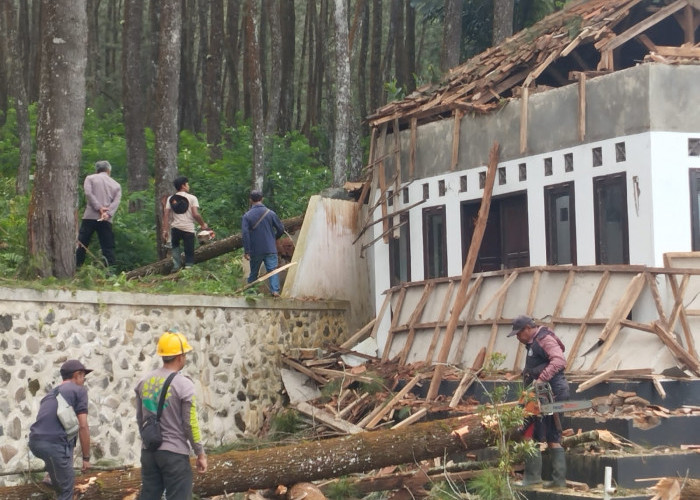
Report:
372,131,700,334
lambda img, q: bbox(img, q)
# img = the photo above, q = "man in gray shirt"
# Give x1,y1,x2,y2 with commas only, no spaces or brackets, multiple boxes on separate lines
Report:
76,160,122,268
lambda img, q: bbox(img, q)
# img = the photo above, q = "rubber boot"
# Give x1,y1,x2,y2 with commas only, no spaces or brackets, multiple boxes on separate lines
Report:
171,245,182,271
514,448,542,486
545,447,567,488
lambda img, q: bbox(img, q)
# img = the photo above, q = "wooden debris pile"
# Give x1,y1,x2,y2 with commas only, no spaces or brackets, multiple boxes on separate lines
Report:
281,347,480,434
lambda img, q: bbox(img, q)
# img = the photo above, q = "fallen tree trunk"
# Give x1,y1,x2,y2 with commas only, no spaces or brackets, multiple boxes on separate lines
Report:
0,414,497,499
650,477,700,499
125,214,304,279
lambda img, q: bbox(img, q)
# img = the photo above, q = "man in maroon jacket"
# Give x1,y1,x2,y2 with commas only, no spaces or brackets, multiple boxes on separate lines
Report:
509,314,570,488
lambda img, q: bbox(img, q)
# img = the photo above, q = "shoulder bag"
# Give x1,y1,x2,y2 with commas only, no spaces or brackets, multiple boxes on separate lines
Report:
140,372,178,451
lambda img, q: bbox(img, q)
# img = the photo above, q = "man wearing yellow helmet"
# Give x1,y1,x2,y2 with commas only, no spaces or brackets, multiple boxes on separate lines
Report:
135,331,207,499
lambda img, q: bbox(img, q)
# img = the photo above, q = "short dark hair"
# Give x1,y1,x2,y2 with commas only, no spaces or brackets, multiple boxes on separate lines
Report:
173,176,188,191
250,190,263,202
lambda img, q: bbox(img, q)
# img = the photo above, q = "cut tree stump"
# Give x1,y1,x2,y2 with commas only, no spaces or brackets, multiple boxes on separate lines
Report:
0,414,501,499
125,214,304,279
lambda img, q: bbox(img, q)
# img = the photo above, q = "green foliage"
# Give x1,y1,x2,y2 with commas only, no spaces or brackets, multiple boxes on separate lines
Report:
384,79,405,103
320,378,343,403
324,478,360,500
268,408,304,440
357,372,387,396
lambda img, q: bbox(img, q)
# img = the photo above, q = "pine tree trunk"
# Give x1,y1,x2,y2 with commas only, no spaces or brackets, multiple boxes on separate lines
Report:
123,0,150,212
27,0,87,278
153,0,182,258
0,414,492,499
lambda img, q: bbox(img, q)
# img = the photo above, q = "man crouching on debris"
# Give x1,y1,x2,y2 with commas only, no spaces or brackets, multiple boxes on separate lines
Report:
508,314,570,488
135,330,207,499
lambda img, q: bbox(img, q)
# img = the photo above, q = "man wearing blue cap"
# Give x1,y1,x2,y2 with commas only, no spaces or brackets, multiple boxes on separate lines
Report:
29,360,93,500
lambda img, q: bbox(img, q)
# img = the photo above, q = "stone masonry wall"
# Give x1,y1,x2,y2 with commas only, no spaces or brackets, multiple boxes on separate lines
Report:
0,287,348,481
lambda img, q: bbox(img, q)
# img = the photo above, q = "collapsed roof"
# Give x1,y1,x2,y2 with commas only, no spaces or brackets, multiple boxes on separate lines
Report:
368,0,700,129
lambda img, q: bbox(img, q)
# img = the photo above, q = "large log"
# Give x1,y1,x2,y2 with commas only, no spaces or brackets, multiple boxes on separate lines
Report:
125,214,304,279
0,414,497,499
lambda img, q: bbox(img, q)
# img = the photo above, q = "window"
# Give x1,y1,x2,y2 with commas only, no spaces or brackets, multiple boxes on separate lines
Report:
690,170,700,250
422,183,429,200
498,167,506,185
389,213,411,286
690,138,700,157
592,147,603,167
438,179,446,196
387,190,393,207
519,163,527,181
460,175,468,192
479,172,486,189
545,182,577,265
403,187,409,204
594,173,629,264
461,193,529,271
564,153,574,172
544,157,553,176
615,142,626,162
423,206,447,278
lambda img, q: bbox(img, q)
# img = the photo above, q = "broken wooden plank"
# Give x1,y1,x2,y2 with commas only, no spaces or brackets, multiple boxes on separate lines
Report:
576,369,616,393
566,270,610,369
382,287,408,362
340,318,377,350
294,401,364,434
425,280,456,363
281,356,329,385
652,322,700,377
426,142,500,401
365,374,425,429
520,86,529,154
449,347,486,408
398,282,435,365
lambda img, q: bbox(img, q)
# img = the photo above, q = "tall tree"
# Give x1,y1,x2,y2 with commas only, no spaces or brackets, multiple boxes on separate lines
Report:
203,0,224,159
224,0,241,125
404,0,416,95
392,0,408,93
493,0,514,45
27,0,88,278
332,0,350,187
122,0,150,211
86,0,101,104
243,0,265,191
264,0,282,135
3,0,32,195
441,0,462,71
369,0,382,112
154,0,182,257
278,0,295,134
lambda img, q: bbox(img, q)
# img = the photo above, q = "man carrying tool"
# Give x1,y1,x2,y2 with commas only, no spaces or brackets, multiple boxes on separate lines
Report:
508,314,570,488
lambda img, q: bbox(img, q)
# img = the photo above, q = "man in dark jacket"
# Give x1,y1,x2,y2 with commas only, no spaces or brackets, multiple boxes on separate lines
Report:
29,360,93,500
241,190,285,296
508,314,570,488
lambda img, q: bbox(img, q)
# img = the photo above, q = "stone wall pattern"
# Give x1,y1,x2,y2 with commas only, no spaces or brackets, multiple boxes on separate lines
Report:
0,287,348,482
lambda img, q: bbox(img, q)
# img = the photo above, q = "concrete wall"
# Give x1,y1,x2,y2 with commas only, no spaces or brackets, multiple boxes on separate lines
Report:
0,287,348,482
284,195,374,332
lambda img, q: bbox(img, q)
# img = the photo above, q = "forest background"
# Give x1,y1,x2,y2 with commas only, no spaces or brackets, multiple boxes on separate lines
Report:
0,0,564,284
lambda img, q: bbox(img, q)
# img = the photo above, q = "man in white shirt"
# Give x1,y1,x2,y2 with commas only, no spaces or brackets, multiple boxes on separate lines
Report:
162,177,210,270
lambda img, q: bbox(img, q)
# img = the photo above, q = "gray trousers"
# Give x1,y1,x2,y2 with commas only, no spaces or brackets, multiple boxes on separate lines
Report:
139,449,193,500
29,439,75,500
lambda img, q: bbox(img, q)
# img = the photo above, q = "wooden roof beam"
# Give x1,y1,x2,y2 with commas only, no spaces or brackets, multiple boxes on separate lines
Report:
597,0,688,53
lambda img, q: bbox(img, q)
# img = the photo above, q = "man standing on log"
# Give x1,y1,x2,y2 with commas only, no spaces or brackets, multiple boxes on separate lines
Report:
508,314,570,488
135,330,207,499
242,190,285,297
28,360,93,500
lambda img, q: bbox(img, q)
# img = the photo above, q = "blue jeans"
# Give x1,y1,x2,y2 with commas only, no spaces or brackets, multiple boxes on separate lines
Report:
29,439,75,500
248,253,280,293
139,449,193,500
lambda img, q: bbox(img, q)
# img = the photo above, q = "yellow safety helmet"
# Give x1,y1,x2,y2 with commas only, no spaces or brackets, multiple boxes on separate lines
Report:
156,331,193,356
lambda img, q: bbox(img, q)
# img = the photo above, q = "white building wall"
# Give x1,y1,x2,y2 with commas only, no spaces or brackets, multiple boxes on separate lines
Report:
371,131,700,301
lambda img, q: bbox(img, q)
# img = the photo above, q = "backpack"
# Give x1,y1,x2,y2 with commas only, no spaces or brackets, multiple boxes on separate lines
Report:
169,194,190,214
54,389,79,439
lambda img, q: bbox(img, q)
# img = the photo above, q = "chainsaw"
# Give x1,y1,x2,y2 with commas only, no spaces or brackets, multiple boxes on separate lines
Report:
521,382,592,416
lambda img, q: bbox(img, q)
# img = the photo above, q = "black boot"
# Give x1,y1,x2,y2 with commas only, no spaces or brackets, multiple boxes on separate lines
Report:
545,447,567,488
515,448,542,486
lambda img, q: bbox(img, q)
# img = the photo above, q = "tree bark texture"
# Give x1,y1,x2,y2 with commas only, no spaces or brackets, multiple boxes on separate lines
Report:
153,0,182,258
244,0,265,192
126,214,304,279
27,0,87,278
122,0,150,211
224,0,241,124
441,0,462,71
204,0,224,159
3,0,32,195
0,414,491,499
332,0,351,188
492,0,514,46
278,0,295,134
264,0,282,135
369,0,382,113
